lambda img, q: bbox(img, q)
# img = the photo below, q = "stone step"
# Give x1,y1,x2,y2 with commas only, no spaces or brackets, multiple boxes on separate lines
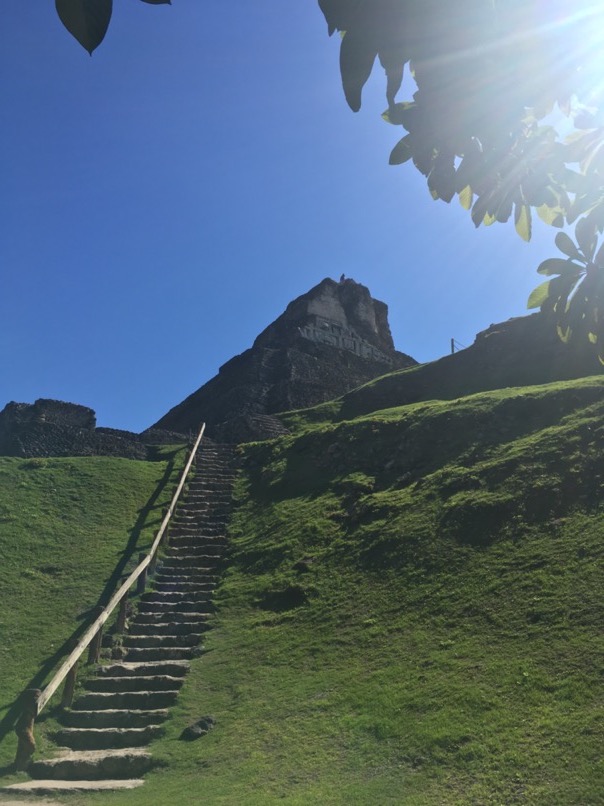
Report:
73,690,179,710
154,571,218,583
141,590,214,605
134,612,210,625
168,529,227,539
166,541,227,560
123,647,196,662
183,495,232,504
160,556,220,569
167,529,228,540
177,506,230,516
86,674,185,692
29,748,153,781
52,725,164,750
60,708,169,729
129,621,210,636
171,521,228,531
1,779,145,794
97,660,190,677
153,581,215,593
137,601,214,615
123,633,203,649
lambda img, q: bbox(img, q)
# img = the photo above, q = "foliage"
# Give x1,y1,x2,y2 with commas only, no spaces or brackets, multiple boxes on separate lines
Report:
55,0,170,54
319,1,604,359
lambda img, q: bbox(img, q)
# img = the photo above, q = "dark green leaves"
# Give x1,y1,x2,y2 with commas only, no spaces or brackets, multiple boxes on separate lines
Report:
55,0,112,54
340,30,377,112
527,280,552,310
389,135,413,165
555,232,581,260
56,0,169,53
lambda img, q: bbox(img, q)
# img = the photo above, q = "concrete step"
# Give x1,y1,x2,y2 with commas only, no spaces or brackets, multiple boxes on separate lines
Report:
73,690,179,710
1,778,145,794
29,748,153,781
85,674,185,692
52,725,164,750
60,708,169,729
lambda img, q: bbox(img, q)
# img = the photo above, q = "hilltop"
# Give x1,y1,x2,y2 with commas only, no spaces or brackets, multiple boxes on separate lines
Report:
0,282,603,803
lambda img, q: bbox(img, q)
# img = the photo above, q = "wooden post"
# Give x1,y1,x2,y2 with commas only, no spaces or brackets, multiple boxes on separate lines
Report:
451,337,455,355
149,550,158,578
61,661,78,709
116,595,128,633
14,688,41,771
136,552,148,595
87,606,104,665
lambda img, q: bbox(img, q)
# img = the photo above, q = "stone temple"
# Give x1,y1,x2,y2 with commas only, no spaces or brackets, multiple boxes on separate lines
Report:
152,277,417,442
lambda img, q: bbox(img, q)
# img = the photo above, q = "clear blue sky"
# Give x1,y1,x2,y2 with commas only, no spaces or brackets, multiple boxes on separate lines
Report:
1,2,557,432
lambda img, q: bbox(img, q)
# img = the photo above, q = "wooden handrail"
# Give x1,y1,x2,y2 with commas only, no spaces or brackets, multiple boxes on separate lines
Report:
13,422,206,768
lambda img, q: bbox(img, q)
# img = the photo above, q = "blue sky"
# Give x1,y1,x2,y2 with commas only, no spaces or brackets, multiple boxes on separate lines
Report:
1,2,558,432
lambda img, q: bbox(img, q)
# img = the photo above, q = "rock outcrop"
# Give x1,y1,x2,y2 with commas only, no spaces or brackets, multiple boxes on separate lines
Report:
152,277,417,441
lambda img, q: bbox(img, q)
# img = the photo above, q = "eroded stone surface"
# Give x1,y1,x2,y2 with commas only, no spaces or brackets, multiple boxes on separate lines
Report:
152,277,417,441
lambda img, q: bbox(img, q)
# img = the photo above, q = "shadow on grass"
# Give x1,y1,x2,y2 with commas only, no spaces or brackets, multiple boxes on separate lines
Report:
0,445,184,748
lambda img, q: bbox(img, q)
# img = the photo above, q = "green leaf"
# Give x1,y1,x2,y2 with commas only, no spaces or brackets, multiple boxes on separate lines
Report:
514,203,532,241
458,186,473,210
575,217,598,260
527,280,551,309
537,258,581,277
557,324,571,343
340,30,377,112
382,102,415,126
389,136,412,165
55,0,113,54
536,204,564,227
483,212,497,226
588,332,598,344
555,232,582,259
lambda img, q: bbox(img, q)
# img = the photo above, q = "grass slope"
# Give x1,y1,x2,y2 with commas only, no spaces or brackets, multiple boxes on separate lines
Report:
48,377,604,806
0,446,186,769
2,379,604,804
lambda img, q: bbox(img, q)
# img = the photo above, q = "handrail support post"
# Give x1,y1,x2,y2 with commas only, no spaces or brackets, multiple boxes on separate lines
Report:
61,661,79,709
87,606,104,665
136,553,148,595
14,688,41,771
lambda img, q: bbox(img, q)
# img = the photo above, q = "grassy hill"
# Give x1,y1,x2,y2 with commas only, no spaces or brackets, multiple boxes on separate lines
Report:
1,377,604,804
0,446,187,770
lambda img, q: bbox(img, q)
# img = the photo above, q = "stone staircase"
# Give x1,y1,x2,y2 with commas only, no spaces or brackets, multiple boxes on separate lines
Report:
2,442,236,796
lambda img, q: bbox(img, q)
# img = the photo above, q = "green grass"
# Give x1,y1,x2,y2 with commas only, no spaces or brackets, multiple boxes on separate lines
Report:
0,445,187,769
2,379,604,804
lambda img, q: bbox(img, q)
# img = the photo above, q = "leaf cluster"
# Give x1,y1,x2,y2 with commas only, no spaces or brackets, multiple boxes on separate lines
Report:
320,1,604,356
